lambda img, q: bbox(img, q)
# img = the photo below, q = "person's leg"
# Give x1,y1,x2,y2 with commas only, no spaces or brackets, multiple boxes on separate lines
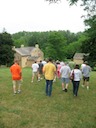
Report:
39,70,43,80
86,81,89,89
62,83,65,91
65,78,70,92
83,77,85,85
75,81,80,96
83,77,88,88
48,80,53,96
45,80,49,96
40,73,43,80
17,80,21,93
38,72,41,81
65,83,68,92
82,76,85,87
72,81,75,95
37,72,40,81
31,72,34,82
61,78,65,91
73,81,77,96
12,80,17,94
86,77,90,90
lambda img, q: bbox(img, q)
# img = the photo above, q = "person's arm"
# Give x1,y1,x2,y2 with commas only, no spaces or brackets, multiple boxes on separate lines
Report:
79,71,82,80
20,72,22,77
42,65,45,74
19,66,22,80
54,66,56,75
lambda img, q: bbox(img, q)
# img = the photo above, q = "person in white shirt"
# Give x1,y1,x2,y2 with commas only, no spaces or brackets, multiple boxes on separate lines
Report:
81,62,86,71
82,61,91,90
60,62,71,92
31,61,39,82
42,59,47,66
80,61,86,87
71,64,82,96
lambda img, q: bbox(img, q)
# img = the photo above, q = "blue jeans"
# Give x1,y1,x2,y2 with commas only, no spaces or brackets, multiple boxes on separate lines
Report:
45,80,53,96
72,81,80,96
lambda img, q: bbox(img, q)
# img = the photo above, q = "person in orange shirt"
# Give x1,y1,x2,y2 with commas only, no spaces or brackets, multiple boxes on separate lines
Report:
10,59,22,95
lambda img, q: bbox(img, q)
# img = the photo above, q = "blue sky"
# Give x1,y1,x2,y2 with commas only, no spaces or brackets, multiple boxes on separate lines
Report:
0,0,86,34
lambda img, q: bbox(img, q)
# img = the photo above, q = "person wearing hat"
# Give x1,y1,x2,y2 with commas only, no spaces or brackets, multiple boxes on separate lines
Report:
82,61,91,90
60,62,71,92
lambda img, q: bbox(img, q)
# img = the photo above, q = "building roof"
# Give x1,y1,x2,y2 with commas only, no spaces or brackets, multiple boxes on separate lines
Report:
73,53,89,60
73,53,85,60
14,47,34,56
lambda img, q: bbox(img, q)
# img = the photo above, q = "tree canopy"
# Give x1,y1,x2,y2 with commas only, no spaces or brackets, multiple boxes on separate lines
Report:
12,30,85,61
1,0,95,67
69,0,96,67
0,32,14,66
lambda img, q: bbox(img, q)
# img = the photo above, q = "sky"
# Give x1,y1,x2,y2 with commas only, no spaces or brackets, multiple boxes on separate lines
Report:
0,0,86,34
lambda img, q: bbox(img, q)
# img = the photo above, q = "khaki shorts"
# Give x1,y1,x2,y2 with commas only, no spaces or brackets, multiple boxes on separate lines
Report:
32,72,38,77
12,80,21,86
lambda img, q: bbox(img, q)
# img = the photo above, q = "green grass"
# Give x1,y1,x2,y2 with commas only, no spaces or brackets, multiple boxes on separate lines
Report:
0,67,96,128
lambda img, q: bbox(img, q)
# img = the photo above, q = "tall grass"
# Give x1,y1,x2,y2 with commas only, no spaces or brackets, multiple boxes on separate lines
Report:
0,68,96,128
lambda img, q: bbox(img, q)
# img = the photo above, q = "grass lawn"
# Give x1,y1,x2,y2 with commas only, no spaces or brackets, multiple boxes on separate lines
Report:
0,67,96,128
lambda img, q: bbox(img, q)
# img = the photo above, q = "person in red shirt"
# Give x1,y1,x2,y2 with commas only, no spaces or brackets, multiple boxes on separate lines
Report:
10,59,22,95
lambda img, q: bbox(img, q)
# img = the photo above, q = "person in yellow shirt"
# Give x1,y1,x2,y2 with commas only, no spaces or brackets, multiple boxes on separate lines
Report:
43,58,56,96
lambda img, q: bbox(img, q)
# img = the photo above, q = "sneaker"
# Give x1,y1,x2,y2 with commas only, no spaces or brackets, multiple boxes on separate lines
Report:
62,89,65,91
74,95,77,97
65,89,68,92
53,79,56,82
17,90,21,94
13,92,17,95
87,86,89,90
81,85,85,88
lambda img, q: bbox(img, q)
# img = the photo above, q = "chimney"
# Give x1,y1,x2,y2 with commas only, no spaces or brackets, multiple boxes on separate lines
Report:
21,44,24,48
12,46,15,50
35,44,39,48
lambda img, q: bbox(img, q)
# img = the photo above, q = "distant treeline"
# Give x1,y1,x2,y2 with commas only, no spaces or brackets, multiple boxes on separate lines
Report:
12,30,86,61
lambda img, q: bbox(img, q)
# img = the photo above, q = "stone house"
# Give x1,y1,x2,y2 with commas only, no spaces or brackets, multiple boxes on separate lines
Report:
13,44,44,68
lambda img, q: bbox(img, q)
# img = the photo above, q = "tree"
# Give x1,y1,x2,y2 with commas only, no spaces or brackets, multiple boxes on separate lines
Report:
46,0,96,17
67,0,96,67
28,32,40,46
12,30,84,61
81,16,96,67
0,32,14,66
45,0,61,4
12,31,32,47
69,0,96,17
45,31,66,60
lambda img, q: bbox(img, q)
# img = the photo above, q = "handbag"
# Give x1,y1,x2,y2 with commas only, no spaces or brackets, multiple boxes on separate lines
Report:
70,70,74,80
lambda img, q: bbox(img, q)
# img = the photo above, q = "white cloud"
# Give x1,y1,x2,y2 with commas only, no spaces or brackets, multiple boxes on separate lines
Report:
0,0,85,34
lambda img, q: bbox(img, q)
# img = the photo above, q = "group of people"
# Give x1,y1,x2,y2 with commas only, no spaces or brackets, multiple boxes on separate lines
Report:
10,59,91,97
31,60,46,83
